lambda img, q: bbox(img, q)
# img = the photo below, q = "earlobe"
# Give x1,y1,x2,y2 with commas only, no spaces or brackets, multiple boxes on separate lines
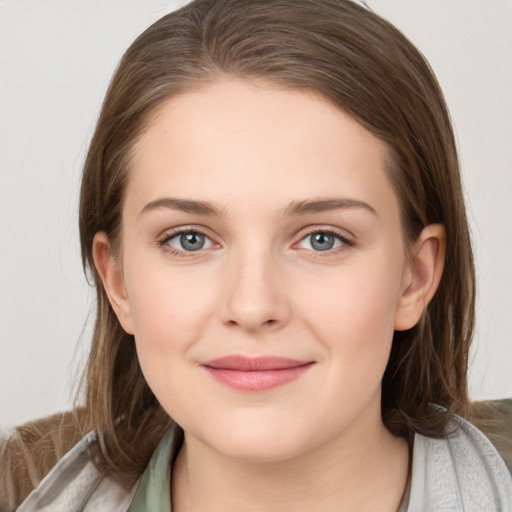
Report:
92,232,134,334
394,224,446,331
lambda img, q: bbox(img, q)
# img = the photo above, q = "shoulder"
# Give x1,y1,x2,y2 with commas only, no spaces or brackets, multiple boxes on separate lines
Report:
0,410,86,511
469,398,512,473
408,402,512,511
16,432,136,512
0,409,135,512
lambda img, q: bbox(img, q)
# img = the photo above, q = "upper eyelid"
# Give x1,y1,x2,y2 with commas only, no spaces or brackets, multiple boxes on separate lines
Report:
159,225,216,241
295,225,354,241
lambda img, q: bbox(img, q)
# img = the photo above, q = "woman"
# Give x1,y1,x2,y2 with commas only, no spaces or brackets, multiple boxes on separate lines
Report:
1,0,511,510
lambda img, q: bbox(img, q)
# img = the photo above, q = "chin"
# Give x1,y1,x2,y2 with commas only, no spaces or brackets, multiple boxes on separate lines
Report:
213,435,306,463
191,413,313,463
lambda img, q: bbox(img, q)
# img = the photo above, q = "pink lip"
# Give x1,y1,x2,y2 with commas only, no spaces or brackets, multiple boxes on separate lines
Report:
201,356,314,391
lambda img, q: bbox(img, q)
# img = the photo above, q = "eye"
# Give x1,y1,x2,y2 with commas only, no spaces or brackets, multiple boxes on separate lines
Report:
164,231,214,252
297,231,348,252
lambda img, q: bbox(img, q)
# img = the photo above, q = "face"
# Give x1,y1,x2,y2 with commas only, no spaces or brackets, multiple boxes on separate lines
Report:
99,79,423,462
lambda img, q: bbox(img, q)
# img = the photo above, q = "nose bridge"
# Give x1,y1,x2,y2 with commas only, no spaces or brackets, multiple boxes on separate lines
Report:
220,236,289,331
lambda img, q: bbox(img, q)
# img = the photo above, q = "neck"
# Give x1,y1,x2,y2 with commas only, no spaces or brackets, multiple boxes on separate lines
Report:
172,407,409,512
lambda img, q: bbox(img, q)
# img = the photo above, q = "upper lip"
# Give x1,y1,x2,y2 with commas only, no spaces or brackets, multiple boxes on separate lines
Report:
202,355,312,371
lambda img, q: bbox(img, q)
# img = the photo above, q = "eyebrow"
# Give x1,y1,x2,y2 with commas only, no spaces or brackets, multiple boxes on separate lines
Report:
139,198,225,217
139,196,377,218
284,198,378,217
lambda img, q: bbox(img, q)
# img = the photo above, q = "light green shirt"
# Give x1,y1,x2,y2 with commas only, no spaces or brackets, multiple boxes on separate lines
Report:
127,428,181,512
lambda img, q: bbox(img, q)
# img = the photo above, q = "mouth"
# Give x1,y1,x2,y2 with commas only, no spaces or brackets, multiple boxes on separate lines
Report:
201,355,315,391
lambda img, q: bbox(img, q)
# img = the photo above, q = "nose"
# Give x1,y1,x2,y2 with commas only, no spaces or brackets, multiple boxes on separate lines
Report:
220,246,291,333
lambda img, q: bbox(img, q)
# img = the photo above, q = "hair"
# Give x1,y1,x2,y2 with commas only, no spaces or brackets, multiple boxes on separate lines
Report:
1,0,478,505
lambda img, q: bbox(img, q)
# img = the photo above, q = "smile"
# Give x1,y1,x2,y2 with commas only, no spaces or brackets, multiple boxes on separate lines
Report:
201,356,315,392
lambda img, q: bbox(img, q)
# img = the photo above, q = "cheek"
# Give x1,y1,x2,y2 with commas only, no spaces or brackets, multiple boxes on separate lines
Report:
123,258,218,371
123,265,220,416
299,254,404,370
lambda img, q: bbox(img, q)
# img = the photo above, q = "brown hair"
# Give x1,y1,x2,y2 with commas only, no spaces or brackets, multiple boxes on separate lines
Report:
3,0,477,498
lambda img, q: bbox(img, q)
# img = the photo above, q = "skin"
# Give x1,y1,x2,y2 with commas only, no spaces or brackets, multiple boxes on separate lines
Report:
94,79,446,511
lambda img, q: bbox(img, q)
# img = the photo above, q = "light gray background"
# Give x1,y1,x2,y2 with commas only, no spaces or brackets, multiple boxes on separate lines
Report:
1,0,511,430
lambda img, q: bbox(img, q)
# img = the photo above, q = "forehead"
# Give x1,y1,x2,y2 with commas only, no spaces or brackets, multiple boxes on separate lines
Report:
125,79,398,220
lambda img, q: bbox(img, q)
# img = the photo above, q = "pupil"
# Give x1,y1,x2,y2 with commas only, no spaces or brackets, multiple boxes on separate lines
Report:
311,233,334,251
181,233,204,251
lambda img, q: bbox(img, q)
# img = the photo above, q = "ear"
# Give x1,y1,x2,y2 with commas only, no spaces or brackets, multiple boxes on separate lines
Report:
92,232,134,335
394,224,446,331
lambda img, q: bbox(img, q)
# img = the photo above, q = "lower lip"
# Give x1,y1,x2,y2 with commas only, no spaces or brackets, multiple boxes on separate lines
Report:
202,363,314,391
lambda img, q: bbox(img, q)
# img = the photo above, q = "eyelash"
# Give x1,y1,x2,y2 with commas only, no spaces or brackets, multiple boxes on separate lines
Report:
295,227,355,256
157,227,215,258
157,226,355,257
